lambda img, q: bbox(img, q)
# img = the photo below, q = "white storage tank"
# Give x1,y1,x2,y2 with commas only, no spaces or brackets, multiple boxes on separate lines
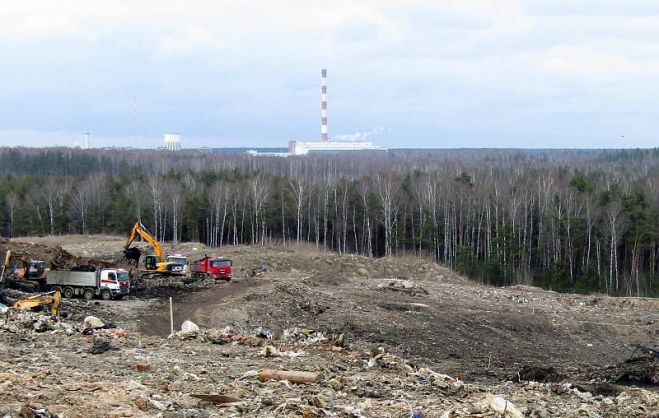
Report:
164,133,182,151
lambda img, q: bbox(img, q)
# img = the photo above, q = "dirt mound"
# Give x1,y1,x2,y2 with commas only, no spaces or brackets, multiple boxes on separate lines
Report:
129,277,217,299
1,238,120,271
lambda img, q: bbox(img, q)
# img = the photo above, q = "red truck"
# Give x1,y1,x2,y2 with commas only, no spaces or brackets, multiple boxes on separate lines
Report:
190,256,232,281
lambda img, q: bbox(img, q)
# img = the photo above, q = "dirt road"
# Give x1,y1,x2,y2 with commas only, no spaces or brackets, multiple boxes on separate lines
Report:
141,277,268,336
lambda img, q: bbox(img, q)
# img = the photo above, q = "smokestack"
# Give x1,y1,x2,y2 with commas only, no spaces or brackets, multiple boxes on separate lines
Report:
321,68,328,142
84,132,90,149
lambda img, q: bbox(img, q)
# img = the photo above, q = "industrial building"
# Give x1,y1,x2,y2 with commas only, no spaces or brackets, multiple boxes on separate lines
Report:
287,69,387,155
164,133,182,151
287,140,387,155
249,69,387,157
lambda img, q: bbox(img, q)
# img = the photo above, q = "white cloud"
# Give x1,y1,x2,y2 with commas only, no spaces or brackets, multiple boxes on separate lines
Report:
157,26,221,58
1,1,659,148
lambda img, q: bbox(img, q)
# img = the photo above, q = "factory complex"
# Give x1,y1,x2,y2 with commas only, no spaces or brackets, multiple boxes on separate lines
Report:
158,69,387,156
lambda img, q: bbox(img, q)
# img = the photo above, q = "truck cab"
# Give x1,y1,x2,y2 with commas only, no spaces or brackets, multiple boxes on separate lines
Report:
210,258,232,280
166,254,188,274
100,269,131,299
190,257,232,281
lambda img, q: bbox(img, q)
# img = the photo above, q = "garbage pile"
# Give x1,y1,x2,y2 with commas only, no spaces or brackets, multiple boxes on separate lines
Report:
1,239,657,417
129,276,223,298
1,313,658,417
141,320,659,417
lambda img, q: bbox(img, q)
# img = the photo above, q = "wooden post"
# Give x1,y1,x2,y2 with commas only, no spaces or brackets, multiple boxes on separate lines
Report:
169,297,174,335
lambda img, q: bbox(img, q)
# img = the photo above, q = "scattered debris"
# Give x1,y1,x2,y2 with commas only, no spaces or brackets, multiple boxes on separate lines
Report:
0,237,657,417
89,336,113,354
136,362,152,372
180,320,200,334
258,369,320,384
83,315,105,329
616,358,659,385
191,394,242,406
484,394,523,418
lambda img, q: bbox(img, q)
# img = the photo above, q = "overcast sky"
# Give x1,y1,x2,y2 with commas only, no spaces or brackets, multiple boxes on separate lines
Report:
1,1,658,149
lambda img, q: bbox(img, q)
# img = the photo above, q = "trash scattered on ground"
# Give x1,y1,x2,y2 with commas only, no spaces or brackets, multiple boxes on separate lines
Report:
191,394,242,406
89,336,113,354
259,369,320,384
83,315,105,329
484,394,524,418
180,319,200,334
136,362,152,372
0,237,657,417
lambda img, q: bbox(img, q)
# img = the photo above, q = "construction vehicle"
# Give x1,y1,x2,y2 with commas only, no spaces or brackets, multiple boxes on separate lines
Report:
12,290,61,318
1,250,49,287
48,268,130,300
190,256,233,281
124,221,186,279
166,253,189,274
0,250,10,285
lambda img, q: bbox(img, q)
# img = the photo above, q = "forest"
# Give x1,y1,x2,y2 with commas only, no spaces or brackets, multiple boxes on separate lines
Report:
1,146,657,296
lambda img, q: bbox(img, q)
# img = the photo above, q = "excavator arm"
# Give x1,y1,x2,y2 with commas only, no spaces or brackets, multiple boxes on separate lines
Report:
1,250,11,284
124,221,186,278
125,222,164,259
1,250,45,283
13,290,62,318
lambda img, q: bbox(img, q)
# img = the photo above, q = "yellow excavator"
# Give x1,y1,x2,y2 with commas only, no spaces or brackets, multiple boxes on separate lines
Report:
1,250,49,287
124,221,186,279
12,290,61,318
0,250,10,285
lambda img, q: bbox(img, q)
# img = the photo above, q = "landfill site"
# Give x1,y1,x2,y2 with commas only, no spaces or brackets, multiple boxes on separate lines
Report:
0,235,657,417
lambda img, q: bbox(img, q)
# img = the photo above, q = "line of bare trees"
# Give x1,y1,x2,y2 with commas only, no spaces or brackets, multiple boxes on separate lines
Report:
1,147,657,296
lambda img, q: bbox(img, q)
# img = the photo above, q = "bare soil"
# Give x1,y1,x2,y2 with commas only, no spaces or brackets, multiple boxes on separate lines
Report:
1,236,657,417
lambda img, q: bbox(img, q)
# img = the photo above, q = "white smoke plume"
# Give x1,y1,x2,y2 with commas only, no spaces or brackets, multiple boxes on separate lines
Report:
334,126,384,142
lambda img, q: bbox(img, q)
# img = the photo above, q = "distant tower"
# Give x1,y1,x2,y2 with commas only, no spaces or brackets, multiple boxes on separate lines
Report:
83,132,90,149
164,133,182,151
321,69,328,142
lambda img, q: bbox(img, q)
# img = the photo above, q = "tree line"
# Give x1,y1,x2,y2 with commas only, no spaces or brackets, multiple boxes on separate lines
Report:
1,147,657,296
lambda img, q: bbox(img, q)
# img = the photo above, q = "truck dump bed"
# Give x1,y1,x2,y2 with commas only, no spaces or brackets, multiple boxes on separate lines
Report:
47,270,98,287
190,261,204,273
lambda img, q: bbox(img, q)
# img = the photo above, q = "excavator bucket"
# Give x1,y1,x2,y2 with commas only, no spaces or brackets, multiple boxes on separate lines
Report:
124,247,141,265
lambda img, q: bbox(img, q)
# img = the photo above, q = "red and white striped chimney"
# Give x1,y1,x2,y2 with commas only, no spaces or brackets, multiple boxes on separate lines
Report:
321,68,328,142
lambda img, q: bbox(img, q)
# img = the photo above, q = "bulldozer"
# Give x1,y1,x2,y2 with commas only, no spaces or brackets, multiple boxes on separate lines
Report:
124,221,187,279
12,290,62,318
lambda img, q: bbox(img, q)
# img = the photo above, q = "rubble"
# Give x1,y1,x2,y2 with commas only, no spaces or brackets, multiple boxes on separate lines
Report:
484,394,524,418
83,315,105,329
258,369,320,383
89,336,113,354
180,319,200,334
0,236,657,417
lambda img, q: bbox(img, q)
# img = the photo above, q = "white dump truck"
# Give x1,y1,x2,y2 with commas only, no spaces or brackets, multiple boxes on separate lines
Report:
47,268,130,300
